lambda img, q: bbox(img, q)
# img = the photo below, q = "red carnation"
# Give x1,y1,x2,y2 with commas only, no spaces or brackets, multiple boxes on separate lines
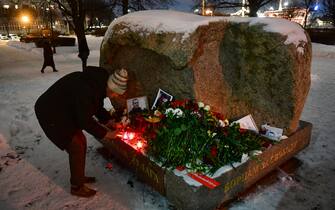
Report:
239,128,247,133
210,146,218,157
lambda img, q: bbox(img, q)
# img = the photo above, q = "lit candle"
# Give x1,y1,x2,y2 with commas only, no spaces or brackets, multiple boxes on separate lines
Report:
128,132,135,140
136,141,143,149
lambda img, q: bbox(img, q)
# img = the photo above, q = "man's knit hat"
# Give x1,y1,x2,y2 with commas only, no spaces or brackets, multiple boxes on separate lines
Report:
107,68,128,95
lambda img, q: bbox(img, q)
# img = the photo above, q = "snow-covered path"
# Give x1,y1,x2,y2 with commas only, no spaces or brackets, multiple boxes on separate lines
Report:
0,39,170,210
0,38,335,210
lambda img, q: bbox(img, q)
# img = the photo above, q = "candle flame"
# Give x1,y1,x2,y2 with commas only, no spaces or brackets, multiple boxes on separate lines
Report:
136,141,143,149
121,131,135,140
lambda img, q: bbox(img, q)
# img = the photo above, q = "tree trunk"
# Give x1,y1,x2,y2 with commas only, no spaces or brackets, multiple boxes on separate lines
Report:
248,3,259,17
303,8,309,28
74,19,90,70
248,9,258,17
122,0,129,15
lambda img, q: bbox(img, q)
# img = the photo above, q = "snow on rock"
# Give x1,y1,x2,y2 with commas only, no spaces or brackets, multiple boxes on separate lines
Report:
106,10,308,48
248,17,307,47
101,10,312,135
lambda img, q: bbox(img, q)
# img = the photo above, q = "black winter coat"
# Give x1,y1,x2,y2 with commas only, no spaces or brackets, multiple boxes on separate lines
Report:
43,42,55,66
35,66,113,150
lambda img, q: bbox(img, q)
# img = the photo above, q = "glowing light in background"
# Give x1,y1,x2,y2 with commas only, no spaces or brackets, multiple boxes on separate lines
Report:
205,9,213,16
21,15,30,23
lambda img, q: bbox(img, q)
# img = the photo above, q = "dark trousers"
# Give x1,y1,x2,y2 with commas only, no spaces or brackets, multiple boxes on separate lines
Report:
65,130,87,186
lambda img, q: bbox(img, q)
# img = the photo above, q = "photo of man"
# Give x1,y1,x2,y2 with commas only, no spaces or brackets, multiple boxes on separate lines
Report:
127,96,149,114
151,89,173,109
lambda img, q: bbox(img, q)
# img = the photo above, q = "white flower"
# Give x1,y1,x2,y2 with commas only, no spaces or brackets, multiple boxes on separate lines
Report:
207,130,217,137
224,119,229,126
219,120,225,127
165,108,174,115
173,108,183,118
204,105,210,111
191,111,201,118
198,102,204,108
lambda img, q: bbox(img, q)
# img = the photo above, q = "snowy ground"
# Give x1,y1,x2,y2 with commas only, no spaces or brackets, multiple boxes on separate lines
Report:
0,36,334,210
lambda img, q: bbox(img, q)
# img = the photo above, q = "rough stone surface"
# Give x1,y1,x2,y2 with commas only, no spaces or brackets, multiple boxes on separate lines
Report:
100,11,311,134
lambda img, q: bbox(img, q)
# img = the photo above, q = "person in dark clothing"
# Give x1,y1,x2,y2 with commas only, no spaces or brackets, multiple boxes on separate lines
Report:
41,39,57,73
35,66,128,197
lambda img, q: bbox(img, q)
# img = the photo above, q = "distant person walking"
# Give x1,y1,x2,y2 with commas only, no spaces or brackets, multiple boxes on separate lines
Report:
41,39,57,73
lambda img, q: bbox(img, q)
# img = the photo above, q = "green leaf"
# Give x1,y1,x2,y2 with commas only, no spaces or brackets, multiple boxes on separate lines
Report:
174,128,182,136
181,124,187,131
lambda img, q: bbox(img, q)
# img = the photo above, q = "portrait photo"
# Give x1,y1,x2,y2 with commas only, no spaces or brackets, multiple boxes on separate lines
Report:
127,96,149,114
151,88,173,109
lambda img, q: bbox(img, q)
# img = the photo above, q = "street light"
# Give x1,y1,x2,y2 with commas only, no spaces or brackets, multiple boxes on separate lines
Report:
21,15,30,24
205,8,213,16
21,15,30,34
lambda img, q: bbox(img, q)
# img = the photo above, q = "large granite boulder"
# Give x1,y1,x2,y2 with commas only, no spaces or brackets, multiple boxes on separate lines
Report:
100,10,311,134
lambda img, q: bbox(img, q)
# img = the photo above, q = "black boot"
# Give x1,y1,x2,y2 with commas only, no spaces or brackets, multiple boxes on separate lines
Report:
71,184,96,197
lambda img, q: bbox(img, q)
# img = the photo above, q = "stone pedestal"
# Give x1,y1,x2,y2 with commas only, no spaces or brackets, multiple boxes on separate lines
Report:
98,121,312,210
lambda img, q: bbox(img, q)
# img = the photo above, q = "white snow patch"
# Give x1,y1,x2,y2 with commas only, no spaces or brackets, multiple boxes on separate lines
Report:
106,10,308,49
312,42,335,58
248,17,307,47
173,153,250,186
311,74,320,81
173,169,202,187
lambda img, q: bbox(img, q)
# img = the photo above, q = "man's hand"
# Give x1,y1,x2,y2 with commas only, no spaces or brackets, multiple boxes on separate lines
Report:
103,130,117,140
104,119,117,129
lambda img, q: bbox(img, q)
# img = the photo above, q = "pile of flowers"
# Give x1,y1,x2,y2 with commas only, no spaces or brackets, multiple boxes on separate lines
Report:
128,99,262,174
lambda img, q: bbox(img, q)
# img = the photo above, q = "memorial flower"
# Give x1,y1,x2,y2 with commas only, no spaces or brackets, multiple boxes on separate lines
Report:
139,99,262,174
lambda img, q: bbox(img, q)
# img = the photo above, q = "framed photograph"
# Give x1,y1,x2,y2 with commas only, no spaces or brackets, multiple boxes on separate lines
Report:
127,96,149,114
151,88,173,110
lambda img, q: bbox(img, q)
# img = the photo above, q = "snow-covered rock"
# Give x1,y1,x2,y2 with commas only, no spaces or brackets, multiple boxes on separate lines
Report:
101,10,311,134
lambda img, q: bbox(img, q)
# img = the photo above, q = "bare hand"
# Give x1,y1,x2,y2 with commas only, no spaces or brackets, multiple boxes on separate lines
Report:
104,120,117,129
103,130,117,140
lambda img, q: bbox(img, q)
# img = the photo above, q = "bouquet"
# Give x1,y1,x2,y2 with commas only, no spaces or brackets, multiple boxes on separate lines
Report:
129,99,262,174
